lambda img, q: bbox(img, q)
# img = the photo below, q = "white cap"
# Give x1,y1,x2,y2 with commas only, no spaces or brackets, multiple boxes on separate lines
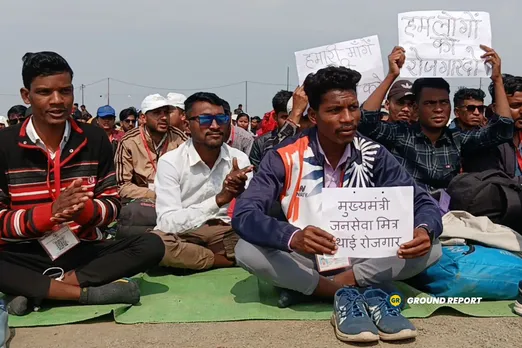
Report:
141,94,171,114
287,98,310,115
0,116,7,127
231,114,239,121
166,92,187,110
287,99,293,114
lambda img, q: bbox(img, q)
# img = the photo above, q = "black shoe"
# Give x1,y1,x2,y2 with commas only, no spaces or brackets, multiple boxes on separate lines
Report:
277,288,314,308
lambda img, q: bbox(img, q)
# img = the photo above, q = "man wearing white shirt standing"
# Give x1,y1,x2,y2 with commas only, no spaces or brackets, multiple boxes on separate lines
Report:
152,92,253,270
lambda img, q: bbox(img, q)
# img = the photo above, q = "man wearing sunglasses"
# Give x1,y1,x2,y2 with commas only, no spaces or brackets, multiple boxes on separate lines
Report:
152,92,252,271
463,75,522,182
7,105,28,126
450,88,487,131
359,46,513,193
119,107,138,133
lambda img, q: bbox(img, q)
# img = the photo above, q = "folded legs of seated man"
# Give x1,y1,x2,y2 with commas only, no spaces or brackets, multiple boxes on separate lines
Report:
231,70,444,301
0,51,166,315
152,92,254,271
152,220,238,270
0,234,165,313
235,238,442,298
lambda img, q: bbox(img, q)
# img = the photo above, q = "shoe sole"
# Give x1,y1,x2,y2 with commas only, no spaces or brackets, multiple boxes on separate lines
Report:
330,314,379,343
379,329,418,341
515,302,522,316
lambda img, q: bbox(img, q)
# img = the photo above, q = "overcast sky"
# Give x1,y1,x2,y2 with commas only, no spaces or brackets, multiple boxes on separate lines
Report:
0,0,518,117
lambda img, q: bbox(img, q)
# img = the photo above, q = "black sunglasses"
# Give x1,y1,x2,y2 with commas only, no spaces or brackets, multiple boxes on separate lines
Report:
8,117,27,126
461,105,486,113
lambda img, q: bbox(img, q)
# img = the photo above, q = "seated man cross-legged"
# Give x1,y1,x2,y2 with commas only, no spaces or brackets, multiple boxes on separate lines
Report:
115,94,187,238
152,92,253,271
232,67,442,343
0,52,165,315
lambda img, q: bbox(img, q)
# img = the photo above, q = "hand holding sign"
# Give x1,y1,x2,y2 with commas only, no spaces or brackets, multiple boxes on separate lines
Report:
398,227,431,259
216,158,253,207
290,226,338,255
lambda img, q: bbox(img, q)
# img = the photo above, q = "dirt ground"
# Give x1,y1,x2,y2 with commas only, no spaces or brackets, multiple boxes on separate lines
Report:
8,315,521,348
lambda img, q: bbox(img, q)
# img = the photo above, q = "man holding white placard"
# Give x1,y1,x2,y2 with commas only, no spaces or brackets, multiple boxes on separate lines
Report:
360,45,513,193
232,67,442,343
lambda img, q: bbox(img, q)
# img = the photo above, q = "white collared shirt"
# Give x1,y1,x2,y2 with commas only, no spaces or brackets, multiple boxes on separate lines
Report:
154,138,252,234
26,117,71,159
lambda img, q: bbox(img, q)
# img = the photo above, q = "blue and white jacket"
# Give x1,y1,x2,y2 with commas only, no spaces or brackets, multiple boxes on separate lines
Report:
232,127,443,251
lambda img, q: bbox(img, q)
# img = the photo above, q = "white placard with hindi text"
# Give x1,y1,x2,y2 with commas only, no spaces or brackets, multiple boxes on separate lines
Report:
321,187,414,258
398,11,492,78
294,35,384,103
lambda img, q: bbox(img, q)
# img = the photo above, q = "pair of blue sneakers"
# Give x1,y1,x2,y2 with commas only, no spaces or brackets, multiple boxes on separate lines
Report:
331,287,417,343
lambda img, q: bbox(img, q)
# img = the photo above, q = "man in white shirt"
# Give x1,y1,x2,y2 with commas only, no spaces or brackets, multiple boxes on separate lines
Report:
152,92,253,270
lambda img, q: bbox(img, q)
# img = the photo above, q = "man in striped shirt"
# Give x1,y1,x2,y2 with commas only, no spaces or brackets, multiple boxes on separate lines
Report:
0,51,165,316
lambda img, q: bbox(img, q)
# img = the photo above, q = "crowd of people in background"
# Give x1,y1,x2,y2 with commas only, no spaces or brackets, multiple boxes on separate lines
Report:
0,45,521,345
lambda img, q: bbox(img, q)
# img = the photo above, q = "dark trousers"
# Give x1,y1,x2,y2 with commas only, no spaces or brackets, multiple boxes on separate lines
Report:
117,200,157,239
0,234,165,300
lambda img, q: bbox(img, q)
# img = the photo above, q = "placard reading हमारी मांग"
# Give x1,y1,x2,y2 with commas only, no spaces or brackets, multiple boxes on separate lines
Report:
294,35,384,103
398,10,492,78
321,187,414,259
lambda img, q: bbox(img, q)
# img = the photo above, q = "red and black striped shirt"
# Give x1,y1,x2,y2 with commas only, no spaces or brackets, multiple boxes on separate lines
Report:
0,118,121,245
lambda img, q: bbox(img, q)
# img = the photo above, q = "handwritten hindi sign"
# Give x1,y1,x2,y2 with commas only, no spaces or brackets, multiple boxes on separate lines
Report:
321,187,414,259
398,11,492,78
294,35,385,102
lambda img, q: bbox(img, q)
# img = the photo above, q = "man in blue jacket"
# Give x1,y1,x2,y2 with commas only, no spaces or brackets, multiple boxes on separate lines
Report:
232,66,442,343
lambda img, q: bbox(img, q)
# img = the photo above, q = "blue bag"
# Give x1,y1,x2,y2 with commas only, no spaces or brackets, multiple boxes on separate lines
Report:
409,245,522,300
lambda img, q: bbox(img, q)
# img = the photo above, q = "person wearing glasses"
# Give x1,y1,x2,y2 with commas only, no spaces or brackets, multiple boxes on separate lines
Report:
151,92,252,271
358,46,513,193
7,105,28,126
119,107,138,133
462,75,522,182
449,88,487,131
